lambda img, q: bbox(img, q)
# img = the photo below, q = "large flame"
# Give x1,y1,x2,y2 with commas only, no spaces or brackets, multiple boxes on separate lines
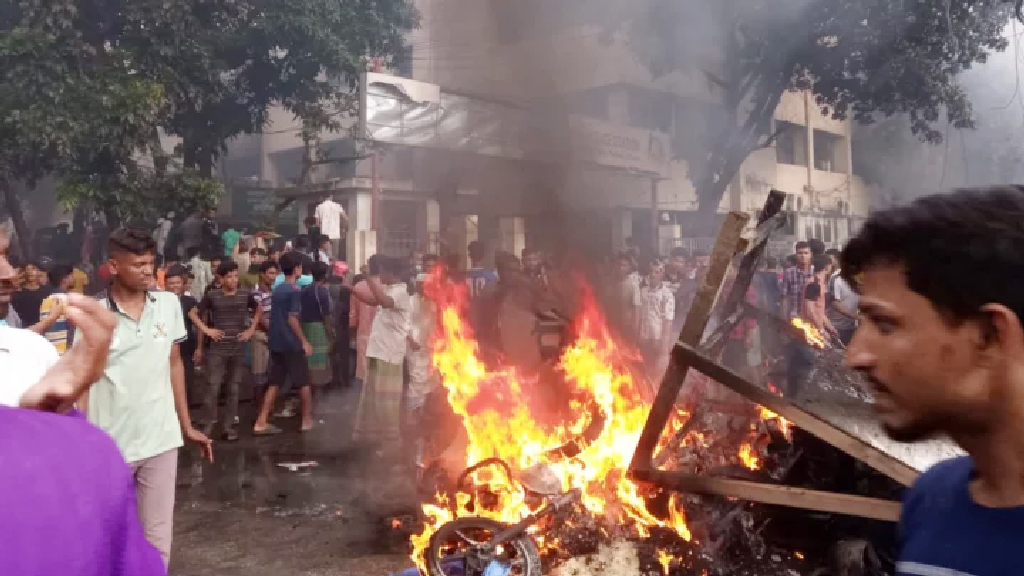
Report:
791,317,826,348
412,272,790,572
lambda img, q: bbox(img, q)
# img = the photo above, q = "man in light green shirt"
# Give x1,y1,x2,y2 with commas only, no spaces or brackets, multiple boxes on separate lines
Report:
79,227,213,567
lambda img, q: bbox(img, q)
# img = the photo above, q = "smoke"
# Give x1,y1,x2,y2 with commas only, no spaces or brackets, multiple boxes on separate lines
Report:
855,23,1024,203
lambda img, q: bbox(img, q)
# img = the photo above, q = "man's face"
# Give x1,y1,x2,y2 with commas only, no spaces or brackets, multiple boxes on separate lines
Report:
0,233,15,310
60,274,74,292
166,275,185,295
524,253,541,271
617,259,632,277
845,265,997,442
261,266,278,286
796,248,812,267
210,259,222,272
670,255,687,274
24,264,40,286
110,251,155,292
252,253,266,266
222,270,240,291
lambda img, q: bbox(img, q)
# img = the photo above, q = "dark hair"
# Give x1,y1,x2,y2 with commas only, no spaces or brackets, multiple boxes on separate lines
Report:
310,261,329,282
294,235,311,251
166,263,190,280
825,248,841,259
109,227,156,256
186,246,201,260
669,246,688,258
24,260,42,270
812,255,831,273
794,241,811,252
808,238,826,256
259,260,278,274
278,251,302,276
216,260,239,277
379,255,404,277
468,240,485,262
250,247,267,257
48,264,73,287
842,186,1024,326
804,282,821,301
785,254,798,267
367,254,382,276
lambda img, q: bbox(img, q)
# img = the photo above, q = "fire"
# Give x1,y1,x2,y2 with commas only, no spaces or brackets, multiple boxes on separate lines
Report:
657,548,680,575
790,317,826,348
411,273,778,572
737,442,760,470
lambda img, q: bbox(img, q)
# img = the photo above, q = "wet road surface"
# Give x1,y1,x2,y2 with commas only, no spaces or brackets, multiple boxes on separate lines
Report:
170,388,421,576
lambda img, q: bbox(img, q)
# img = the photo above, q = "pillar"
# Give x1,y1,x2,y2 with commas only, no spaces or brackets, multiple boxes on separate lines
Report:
346,192,376,272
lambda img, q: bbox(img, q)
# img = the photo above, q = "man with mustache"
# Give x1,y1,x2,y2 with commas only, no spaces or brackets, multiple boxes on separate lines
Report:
843,186,1024,576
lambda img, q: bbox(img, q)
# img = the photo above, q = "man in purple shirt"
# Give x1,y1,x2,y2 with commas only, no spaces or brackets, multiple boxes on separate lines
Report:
0,228,165,575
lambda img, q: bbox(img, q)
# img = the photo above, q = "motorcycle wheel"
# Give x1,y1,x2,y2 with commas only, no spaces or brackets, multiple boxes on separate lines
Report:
426,517,542,576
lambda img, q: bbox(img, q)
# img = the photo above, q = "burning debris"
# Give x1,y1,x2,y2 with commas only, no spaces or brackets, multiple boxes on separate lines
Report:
398,264,830,576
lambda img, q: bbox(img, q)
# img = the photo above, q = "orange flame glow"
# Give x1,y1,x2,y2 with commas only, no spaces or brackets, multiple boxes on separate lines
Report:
411,273,781,571
791,317,826,348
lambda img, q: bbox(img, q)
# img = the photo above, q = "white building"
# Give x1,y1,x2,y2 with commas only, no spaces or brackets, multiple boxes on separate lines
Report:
217,0,871,266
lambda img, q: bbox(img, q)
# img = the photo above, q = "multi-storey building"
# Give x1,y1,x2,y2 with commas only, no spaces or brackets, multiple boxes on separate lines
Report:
218,0,871,265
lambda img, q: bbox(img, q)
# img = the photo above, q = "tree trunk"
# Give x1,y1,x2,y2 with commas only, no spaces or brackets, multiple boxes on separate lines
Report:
1,179,33,261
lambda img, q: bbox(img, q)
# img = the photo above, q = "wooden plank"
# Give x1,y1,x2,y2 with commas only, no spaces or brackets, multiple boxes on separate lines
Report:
717,190,786,321
678,211,750,346
631,469,901,523
671,344,920,486
631,211,749,470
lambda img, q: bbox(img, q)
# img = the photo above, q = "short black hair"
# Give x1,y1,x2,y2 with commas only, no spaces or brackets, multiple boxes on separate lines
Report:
785,254,798,267
468,240,485,262
166,264,190,280
794,241,811,252
186,246,200,260
812,255,831,273
278,251,302,276
48,264,73,287
804,282,821,301
825,248,841,259
808,238,826,256
109,227,156,256
250,247,267,257
367,254,382,276
216,260,238,277
842,186,1024,325
379,255,404,277
310,260,329,282
24,260,42,270
259,260,278,274
294,235,311,251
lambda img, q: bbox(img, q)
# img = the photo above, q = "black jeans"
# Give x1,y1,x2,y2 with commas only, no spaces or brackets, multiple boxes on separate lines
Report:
204,353,244,433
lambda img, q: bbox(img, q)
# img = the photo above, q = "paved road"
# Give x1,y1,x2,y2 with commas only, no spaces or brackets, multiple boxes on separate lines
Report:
170,388,421,576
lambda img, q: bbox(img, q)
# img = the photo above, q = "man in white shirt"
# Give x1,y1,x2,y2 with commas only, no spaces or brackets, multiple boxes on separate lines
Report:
314,195,348,260
351,256,411,451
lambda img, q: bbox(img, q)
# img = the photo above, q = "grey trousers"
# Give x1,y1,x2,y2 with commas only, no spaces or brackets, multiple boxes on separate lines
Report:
131,448,179,567
204,353,244,432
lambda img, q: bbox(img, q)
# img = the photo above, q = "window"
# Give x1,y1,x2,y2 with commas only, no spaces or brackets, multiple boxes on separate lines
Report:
813,130,847,172
776,121,808,166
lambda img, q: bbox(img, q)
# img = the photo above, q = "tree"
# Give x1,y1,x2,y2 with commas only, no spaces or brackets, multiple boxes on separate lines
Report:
0,0,418,255
597,0,1011,223
115,0,419,176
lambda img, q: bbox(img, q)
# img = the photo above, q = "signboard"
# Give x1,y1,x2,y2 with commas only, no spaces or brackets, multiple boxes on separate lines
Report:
360,72,672,178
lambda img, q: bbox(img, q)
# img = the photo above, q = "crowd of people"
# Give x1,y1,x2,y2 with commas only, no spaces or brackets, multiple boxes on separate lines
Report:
7,187,1024,576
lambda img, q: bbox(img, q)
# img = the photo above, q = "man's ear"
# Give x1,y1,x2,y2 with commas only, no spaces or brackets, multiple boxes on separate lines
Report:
979,303,1024,360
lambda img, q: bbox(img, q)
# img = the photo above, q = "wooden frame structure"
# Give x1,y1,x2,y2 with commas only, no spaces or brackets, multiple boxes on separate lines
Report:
628,190,910,523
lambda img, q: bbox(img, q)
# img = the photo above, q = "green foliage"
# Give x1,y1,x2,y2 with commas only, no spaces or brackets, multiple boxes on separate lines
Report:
58,168,224,225
0,0,418,226
597,0,1013,212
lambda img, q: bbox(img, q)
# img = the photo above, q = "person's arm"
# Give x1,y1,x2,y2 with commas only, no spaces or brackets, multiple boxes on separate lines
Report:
833,280,858,319
19,294,115,414
28,297,65,334
350,290,360,327
189,297,223,341
239,294,262,341
661,290,676,347
171,343,213,461
367,276,397,308
288,290,312,355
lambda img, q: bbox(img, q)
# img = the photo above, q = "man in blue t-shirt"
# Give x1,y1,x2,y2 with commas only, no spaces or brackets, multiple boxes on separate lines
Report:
843,186,1024,576
252,251,313,435
465,240,498,299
